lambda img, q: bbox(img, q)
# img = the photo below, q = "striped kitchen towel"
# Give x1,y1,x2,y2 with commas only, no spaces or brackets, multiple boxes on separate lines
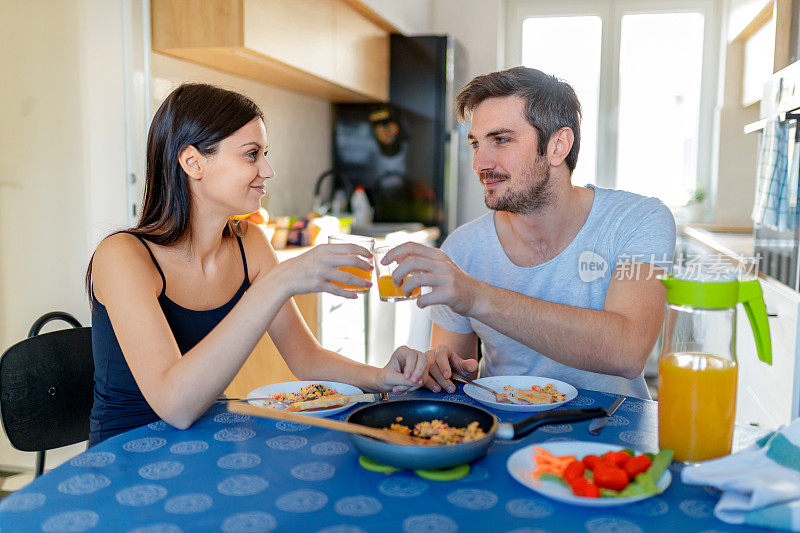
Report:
682,420,800,531
752,117,791,228
780,137,800,231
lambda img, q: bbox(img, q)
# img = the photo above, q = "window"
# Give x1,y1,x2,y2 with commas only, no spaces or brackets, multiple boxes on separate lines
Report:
521,16,602,186
506,0,720,208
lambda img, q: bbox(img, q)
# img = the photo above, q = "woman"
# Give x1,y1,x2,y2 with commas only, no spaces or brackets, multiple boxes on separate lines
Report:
87,83,428,444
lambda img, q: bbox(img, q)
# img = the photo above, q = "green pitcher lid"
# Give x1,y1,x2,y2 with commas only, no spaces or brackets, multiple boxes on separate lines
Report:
659,274,772,365
660,275,738,309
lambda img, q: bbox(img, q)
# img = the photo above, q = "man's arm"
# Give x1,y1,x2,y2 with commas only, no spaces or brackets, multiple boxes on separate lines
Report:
386,243,665,381
470,264,665,379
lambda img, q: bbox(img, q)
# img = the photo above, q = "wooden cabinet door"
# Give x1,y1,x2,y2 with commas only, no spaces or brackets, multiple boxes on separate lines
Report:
243,0,337,82
223,293,318,398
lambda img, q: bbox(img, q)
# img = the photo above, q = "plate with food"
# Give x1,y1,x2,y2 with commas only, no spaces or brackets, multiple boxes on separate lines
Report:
507,441,673,507
246,381,365,418
462,376,577,412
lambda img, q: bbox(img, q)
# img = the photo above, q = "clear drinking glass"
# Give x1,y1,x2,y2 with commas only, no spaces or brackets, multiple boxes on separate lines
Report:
373,246,420,302
328,233,374,293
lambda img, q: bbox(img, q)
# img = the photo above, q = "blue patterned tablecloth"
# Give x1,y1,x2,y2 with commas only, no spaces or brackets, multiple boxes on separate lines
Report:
0,387,772,532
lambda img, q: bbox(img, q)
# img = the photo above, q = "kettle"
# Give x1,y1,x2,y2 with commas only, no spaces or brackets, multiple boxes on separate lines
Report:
313,170,354,217
658,271,771,462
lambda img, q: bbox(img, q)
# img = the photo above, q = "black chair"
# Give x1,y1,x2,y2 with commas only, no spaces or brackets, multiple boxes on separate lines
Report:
0,312,94,477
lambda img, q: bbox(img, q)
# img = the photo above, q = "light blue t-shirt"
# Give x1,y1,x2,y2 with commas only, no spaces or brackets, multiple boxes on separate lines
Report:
429,185,676,398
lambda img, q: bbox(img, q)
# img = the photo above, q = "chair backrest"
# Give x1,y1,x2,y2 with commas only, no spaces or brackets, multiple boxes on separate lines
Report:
0,324,94,452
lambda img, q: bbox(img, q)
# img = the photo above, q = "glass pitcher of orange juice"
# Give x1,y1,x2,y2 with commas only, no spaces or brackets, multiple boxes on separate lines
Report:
659,270,771,463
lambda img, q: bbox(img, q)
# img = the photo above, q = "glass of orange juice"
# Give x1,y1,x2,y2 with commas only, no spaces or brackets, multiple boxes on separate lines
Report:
373,246,420,302
328,233,374,293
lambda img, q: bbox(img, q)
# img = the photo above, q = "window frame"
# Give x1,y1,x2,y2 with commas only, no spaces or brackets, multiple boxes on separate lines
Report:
505,0,722,206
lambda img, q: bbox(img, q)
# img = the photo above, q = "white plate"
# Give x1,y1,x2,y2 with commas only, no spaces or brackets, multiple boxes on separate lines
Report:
462,376,577,412
507,441,672,507
246,381,364,418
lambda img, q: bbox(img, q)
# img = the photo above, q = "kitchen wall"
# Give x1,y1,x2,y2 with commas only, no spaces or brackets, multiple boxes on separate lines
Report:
361,0,433,34
714,39,761,225
0,0,126,471
713,0,767,225
429,0,505,226
0,0,336,473
151,54,333,218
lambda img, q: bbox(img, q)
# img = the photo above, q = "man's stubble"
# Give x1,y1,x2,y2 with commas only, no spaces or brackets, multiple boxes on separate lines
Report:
481,154,553,215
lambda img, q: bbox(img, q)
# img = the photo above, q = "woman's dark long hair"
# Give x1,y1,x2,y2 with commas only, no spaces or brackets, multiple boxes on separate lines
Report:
86,83,264,296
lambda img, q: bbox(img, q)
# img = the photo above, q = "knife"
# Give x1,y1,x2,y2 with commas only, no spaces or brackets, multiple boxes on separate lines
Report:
219,392,402,410
588,396,625,435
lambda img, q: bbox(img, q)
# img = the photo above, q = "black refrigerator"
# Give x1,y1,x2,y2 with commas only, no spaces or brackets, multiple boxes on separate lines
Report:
331,35,465,242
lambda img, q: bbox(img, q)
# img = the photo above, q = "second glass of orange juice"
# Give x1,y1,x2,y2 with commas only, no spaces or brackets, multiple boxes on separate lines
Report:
328,233,374,293
373,246,420,302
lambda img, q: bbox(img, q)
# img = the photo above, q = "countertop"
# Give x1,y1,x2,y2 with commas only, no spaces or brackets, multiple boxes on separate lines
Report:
274,226,441,261
680,223,755,260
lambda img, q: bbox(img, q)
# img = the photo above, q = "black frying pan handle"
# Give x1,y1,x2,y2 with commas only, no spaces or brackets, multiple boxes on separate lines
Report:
512,408,606,439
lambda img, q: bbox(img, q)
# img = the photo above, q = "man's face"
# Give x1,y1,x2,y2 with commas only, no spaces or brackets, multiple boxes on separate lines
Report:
468,96,553,214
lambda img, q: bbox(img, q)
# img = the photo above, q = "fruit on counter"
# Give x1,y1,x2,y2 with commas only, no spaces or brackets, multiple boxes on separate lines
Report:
231,207,268,225
531,448,674,498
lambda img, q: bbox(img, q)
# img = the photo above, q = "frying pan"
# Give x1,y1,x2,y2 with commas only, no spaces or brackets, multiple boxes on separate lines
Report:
346,399,605,470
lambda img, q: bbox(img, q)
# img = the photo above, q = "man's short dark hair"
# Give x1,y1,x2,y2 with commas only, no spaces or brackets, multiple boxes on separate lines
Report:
455,67,582,173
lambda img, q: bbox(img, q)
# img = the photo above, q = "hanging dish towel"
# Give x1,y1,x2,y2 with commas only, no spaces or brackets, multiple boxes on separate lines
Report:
682,420,800,531
781,136,800,231
752,117,790,228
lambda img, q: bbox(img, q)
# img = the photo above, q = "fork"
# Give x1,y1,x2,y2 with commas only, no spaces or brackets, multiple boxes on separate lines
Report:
451,375,526,404
215,397,292,408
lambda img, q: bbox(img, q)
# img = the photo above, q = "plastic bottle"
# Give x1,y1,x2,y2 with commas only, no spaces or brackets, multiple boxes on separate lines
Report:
351,186,373,226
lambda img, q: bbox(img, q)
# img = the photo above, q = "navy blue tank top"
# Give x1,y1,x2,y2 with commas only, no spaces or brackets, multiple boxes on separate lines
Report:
89,234,250,444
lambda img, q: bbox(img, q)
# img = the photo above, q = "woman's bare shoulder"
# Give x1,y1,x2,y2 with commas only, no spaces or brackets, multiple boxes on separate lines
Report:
92,233,162,301
237,221,277,279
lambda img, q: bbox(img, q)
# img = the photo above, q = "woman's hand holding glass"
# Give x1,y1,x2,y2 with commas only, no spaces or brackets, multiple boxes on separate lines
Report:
275,243,373,298
328,234,375,293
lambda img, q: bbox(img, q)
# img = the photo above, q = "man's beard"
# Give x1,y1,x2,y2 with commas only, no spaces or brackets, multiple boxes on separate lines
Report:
481,155,553,214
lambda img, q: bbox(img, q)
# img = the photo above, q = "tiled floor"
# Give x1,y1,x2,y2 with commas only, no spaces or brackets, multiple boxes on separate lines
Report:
0,468,30,501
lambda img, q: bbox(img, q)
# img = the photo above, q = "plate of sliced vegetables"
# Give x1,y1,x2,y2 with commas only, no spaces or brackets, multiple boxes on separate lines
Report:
506,442,673,507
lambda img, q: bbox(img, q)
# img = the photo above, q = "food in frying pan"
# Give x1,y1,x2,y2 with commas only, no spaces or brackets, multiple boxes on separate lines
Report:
504,383,566,404
387,418,487,445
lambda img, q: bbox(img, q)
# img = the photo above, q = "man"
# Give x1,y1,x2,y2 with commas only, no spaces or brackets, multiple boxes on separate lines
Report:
383,67,676,398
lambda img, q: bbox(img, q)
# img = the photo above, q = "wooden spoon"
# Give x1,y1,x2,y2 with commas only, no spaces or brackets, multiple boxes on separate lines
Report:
228,402,422,446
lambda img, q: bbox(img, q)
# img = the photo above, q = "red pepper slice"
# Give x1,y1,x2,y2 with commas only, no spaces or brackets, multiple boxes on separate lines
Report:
624,454,653,479
593,464,630,491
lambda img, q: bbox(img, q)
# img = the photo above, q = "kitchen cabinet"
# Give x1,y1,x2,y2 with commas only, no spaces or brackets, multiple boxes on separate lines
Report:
223,293,315,398
151,0,390,102
728,0,792,106
678,225,800,428
735,276,800,428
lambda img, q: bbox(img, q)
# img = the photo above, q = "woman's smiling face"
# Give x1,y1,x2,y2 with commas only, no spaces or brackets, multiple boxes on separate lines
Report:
196,116,274,216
